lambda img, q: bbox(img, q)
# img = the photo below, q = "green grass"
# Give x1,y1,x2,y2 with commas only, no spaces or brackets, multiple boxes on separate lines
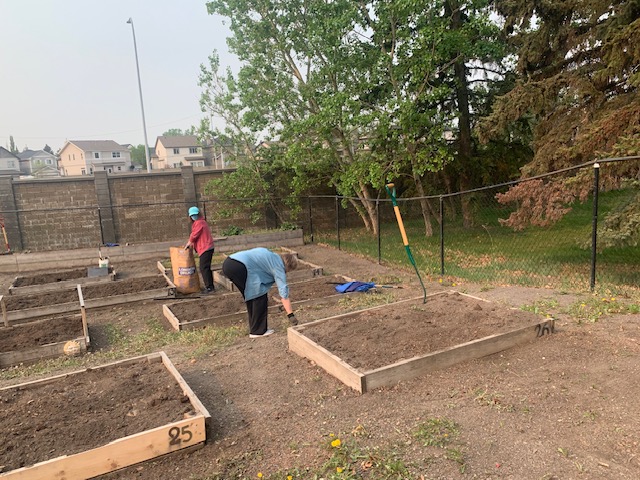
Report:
315,188,640,297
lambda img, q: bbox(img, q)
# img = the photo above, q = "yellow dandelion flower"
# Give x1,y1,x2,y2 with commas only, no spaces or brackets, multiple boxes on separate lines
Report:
257,473,263,478
439,278,443,283
287,476,293,480
329,433,335,437
337,467,344,473
331,438,342,448
611,297,616,301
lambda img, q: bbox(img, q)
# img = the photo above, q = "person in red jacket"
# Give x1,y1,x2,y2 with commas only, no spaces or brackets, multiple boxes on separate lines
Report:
184,206,215,294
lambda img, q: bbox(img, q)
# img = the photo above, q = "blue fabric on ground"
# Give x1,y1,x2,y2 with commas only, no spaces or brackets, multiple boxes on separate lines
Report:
335,281,376,293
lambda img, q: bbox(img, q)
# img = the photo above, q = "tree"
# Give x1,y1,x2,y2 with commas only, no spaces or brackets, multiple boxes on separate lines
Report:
479,0,640,240
130,144,147,168
162,128,185,136
203,0,513,235
8,136,17,154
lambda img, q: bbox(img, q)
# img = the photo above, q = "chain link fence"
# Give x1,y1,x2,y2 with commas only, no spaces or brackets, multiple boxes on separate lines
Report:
1,158,637,294
310,158,640,294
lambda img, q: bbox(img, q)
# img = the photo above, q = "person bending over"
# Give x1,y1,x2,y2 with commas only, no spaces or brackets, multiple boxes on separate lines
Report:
222,247,298,337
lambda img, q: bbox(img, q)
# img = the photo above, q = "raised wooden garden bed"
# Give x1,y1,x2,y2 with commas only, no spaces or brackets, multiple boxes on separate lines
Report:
163,275,354,331
1,274,175,325
288,291,556,393
8,266,116,295
0,351,210,479
0,314,89,368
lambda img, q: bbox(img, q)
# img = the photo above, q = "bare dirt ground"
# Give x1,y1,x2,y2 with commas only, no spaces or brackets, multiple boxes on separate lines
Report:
0,243,639,479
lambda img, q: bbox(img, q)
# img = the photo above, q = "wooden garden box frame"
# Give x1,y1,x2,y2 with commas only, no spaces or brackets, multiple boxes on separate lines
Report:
0,287,90,368
287,291,556,394
163,275,354,331
0,351,210,479
1,274,176,326
8,268,117,296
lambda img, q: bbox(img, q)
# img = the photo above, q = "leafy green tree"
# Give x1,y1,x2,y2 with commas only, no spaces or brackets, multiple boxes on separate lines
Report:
8,136,18,154
130,144,147,168
162,128,185,136
202,0,515,235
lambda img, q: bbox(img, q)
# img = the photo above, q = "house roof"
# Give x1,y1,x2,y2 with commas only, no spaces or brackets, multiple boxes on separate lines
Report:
17,149,56,160
66,140,128,152
0,146,20,159
156,135,200,148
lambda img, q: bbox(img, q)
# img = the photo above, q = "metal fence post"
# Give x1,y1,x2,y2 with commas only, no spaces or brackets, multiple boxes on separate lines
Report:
590,162,600,291
335,196,341,250
376,199,381,264
308,196,314,243
439,195,445,276
97,207,105,245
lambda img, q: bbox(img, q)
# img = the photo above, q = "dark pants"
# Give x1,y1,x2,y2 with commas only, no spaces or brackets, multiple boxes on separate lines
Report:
199,248,215,291
222,257,268,335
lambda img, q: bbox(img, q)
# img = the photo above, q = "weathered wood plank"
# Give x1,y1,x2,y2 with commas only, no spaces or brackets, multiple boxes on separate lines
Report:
363,318,555,392
8,271,116,296
0,337,88,368
288,327,365,393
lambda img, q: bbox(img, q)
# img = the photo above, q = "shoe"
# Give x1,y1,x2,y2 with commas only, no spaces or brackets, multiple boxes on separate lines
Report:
249,329,275,338
201,288,215,295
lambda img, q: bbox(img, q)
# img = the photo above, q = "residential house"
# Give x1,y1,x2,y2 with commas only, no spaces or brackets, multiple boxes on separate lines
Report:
16,149,60,177
58,140,132,176
153,135,206,170
0,147,21,177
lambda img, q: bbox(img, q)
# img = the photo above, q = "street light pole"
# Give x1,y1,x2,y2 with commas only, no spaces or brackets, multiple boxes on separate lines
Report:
126,17,152,173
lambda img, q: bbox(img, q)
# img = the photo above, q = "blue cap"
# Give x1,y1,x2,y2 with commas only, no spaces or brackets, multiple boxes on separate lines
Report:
188,206,200,217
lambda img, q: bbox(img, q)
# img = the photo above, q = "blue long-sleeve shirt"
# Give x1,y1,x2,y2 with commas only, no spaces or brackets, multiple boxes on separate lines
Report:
228,247,289,301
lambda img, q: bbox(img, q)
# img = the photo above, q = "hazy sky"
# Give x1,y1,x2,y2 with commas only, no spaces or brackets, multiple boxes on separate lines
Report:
0,0,239,152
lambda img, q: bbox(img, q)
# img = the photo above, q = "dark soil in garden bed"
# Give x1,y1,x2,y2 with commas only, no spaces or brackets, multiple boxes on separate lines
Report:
0,360,195,472
301,291,545,370
0,316,84,352
12,268,88,287
4,276,169,311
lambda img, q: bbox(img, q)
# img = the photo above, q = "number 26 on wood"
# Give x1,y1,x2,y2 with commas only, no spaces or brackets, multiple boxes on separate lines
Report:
168,425,193,446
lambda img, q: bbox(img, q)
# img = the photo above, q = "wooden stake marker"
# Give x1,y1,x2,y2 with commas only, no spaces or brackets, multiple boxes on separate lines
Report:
288,291,556,394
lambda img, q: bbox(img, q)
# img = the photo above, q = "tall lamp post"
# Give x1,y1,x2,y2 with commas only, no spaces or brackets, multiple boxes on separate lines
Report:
126,17,152,173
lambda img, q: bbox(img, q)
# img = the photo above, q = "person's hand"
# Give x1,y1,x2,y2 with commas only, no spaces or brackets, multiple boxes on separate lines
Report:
184,243,191,250
287,312,298,326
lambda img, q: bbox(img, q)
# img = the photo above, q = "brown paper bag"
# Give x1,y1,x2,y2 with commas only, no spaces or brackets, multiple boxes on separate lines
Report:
170,247,201,294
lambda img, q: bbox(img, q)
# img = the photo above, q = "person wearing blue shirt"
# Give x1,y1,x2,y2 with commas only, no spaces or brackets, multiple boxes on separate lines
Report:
222,247,299,338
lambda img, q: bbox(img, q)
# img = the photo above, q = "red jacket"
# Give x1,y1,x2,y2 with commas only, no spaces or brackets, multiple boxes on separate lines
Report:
189,218,214,255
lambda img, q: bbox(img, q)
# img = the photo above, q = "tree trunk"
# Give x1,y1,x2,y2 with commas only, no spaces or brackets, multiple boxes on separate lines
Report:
449,0,475,228
412,166,434,237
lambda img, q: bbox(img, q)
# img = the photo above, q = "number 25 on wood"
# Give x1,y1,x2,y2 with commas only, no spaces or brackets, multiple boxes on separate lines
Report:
168,425,193,446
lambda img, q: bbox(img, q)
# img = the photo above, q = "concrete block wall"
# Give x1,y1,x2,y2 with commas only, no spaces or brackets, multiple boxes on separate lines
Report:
12,177,100,251
0,167,227,252
109,172,188,244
